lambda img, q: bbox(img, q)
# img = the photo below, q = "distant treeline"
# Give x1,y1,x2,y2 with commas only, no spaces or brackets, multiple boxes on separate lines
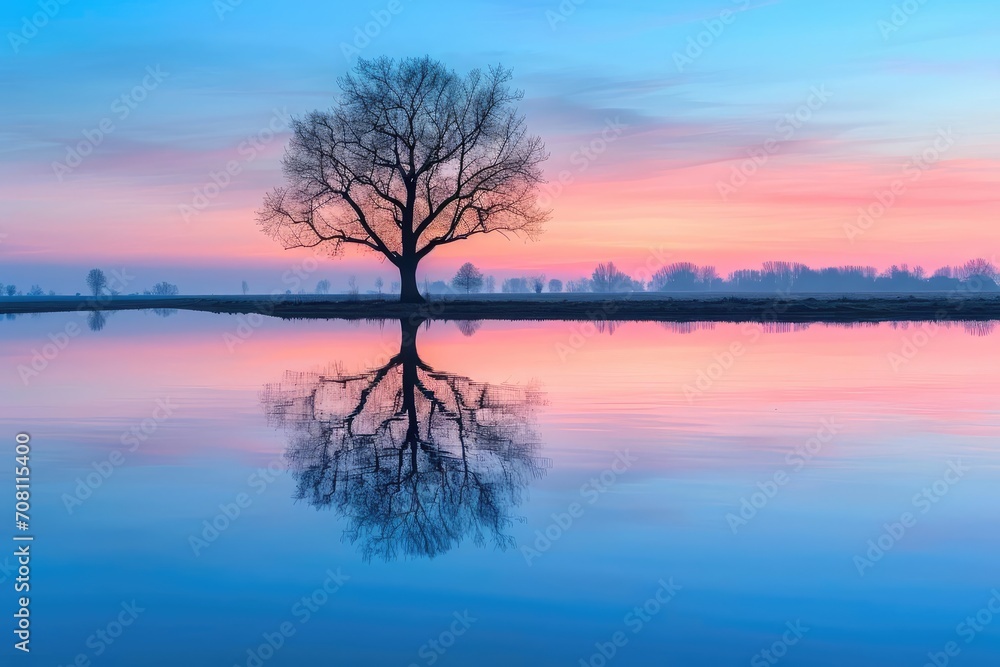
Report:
431,258,1000,295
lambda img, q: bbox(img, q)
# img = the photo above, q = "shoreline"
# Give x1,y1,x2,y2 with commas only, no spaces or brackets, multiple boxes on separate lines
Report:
2,293,1000,323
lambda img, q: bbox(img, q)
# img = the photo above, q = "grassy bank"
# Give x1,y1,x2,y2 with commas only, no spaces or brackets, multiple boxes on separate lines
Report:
2,292,1000,323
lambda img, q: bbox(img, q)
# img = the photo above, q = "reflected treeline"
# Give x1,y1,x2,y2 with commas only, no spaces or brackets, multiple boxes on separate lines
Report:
655,321,997,336
261,319,549,562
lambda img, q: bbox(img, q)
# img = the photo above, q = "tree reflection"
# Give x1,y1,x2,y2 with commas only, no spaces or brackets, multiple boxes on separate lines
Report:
261,319,548,561
86,309,107,332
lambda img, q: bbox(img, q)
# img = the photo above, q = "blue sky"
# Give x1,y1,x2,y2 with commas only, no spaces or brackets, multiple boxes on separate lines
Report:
2,0,998,293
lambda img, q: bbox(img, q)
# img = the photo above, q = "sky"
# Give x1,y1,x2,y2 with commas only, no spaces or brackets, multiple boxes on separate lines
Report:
1,0,998,294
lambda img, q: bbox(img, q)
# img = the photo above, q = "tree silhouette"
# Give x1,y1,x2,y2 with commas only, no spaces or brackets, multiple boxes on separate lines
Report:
258,56,549,303
592,262,636,292
86,269,107,297
261,319,548,561
86,310,107,332
454,320,483,337
452,262,484,294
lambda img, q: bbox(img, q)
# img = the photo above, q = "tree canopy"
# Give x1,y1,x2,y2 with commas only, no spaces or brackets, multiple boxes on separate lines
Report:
259,56,549,302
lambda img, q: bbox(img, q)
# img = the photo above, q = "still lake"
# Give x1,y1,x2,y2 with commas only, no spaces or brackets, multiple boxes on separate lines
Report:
2,311,999,666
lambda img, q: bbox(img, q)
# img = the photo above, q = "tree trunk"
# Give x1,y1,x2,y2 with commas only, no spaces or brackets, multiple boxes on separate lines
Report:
398,259,425,303
399,318,422,467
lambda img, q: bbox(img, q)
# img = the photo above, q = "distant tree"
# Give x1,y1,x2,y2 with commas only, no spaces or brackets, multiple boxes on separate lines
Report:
86,269,107,297
151,282,179,296
27,285,44,296
566,277,592,292
390,281,401,294
347,276,359,296
548,278,563,293
315,279,331,295
242,280,249,295
530,275,546,294
651,263,717,291
958,258,998,281
452,262,484,294
484,276,496,294
374,277,384,295
257,56,549,304
48,290,56,296
591,262,633,292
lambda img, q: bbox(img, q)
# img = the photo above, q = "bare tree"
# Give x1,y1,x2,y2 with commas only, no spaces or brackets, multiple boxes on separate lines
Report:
591,262,633,292
258,56,549,303
958,258,998,281
86,269,107,297
374,277,384,294
149,282,179,296
242,280,249,295
530,275,546,294
261,319,547,561
484,275,495,293
315,279,331,294
452,262,484,294
548,278,563,293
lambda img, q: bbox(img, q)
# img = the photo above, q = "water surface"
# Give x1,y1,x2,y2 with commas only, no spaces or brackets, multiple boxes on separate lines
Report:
1,312,998,665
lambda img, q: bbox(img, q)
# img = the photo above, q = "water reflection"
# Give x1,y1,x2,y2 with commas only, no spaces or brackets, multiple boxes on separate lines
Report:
261,319,549,561
87,309,108,332
454,320,483,337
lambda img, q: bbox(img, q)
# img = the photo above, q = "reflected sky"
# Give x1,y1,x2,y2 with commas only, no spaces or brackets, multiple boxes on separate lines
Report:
1,313,999,665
